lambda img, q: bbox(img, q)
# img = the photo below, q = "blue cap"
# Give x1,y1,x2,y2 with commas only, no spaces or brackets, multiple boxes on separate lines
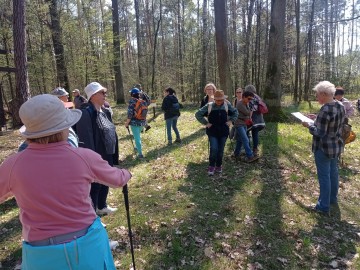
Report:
129,88,140,95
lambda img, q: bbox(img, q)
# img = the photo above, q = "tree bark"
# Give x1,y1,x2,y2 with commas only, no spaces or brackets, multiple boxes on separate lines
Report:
264,0,286,113
12,0,30,127
46,0,70,92
214,0,232,94
134,0,144,82
112,0,125,103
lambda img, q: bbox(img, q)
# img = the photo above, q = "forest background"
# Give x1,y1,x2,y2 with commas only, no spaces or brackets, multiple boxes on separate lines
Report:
0,0,360,126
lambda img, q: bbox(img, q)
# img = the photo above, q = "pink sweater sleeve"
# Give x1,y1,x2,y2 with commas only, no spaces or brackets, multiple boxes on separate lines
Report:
80,148,132,187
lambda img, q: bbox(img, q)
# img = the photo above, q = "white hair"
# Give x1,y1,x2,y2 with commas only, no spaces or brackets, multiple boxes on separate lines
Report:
313,81,335,96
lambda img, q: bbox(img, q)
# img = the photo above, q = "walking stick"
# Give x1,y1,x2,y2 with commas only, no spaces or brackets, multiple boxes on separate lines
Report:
122,184,136,270
126,127,137,154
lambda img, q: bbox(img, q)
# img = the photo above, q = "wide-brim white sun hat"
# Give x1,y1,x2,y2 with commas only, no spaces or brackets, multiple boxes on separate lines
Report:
19,94,82,139
84,82,107,100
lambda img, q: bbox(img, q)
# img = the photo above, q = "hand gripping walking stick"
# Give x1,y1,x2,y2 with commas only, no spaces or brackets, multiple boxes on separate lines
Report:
123,184,136,270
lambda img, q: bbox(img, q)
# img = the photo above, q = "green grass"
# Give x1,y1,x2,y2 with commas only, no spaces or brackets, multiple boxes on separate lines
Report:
0,101,360,269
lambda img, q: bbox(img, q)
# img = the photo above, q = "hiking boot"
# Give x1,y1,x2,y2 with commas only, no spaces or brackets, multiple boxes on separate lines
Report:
145,125,151,132
96,206,118,215
215,166,222,173
243,155,259,163
174,138,182,143
253,149,259,156
208,166,215,176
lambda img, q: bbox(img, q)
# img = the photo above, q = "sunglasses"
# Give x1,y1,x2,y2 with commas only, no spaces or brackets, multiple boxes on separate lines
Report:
97,91,106,95
236,91,242,94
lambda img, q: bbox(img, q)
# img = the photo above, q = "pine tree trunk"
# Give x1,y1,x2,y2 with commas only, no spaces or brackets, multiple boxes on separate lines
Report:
112,0,125,104
12,0,30,127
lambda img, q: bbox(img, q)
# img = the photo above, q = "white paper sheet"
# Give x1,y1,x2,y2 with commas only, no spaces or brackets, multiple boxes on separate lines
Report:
291,112,314,124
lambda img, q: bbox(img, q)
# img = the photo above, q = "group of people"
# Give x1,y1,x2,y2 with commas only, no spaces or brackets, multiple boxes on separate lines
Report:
195,83,266,176
0,79,351,268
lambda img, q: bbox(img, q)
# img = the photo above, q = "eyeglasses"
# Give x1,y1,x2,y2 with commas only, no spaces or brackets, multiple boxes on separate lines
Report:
97,91,106,96
236,91,242,94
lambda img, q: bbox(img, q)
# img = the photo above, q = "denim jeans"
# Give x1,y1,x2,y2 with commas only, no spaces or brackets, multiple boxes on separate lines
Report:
234,126,253,157
208,136,227,167
130,125,143,156
314,149,339,212
165,116,180,143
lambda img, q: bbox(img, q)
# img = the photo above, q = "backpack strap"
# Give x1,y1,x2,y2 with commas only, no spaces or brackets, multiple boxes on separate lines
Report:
207,101,228,115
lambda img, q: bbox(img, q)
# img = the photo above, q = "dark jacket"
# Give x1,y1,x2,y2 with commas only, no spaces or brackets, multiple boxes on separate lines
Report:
161,95,181,120
76,102,119,166
200,95,210,108
195,102,238,138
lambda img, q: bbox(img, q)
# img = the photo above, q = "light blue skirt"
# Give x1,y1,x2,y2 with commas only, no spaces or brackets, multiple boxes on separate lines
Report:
22,217,115,270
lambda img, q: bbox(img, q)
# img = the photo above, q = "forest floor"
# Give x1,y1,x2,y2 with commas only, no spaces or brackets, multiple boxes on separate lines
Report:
0,101,359,270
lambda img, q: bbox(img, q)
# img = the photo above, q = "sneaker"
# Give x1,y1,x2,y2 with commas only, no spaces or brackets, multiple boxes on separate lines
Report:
138,154,145,159
174,138,182,143
312,206,330,217
208,166,215,176
215,166,222,173
109,240,119,250
96,206,118,215
243,155,259,163
145,125,151,132
101,221,107,228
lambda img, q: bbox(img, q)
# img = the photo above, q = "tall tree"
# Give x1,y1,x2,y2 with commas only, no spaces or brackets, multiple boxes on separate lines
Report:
214,0,232,93
112,0,125,103
199,0,208,97
263,0,286,113
46,0,70,92
12,0,30,127
134,0,144,82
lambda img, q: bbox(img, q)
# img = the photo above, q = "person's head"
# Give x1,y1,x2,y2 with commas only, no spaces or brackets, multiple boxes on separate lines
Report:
334,86,345,101
84,82,107,106
134,83,142,90
72,89,80,97
165,87,176,96
235,88,243,99
19,94,82,144
52,87,69,102
213,90,227,106
129,88,141,99
244,85,257,94
204,83,216,96
242,91,255,104
313,81,336,104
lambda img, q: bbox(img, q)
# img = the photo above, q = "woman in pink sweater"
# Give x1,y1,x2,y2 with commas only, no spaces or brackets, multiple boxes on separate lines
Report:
0,94,132,270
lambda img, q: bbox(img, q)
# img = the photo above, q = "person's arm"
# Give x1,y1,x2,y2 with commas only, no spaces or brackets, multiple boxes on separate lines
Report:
83,149,132,188
195,104,210,125
76,109,95,150
125,101,135,128
227,103,239,123
305,109,329,138
343,99,354,117
141,92,151,105
161,97,170,111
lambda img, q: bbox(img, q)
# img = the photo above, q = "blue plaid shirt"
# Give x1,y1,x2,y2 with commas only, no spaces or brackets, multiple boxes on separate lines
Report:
309,100,345,158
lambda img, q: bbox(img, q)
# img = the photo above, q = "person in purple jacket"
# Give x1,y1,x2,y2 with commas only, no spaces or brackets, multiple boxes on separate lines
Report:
0,94,132,270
